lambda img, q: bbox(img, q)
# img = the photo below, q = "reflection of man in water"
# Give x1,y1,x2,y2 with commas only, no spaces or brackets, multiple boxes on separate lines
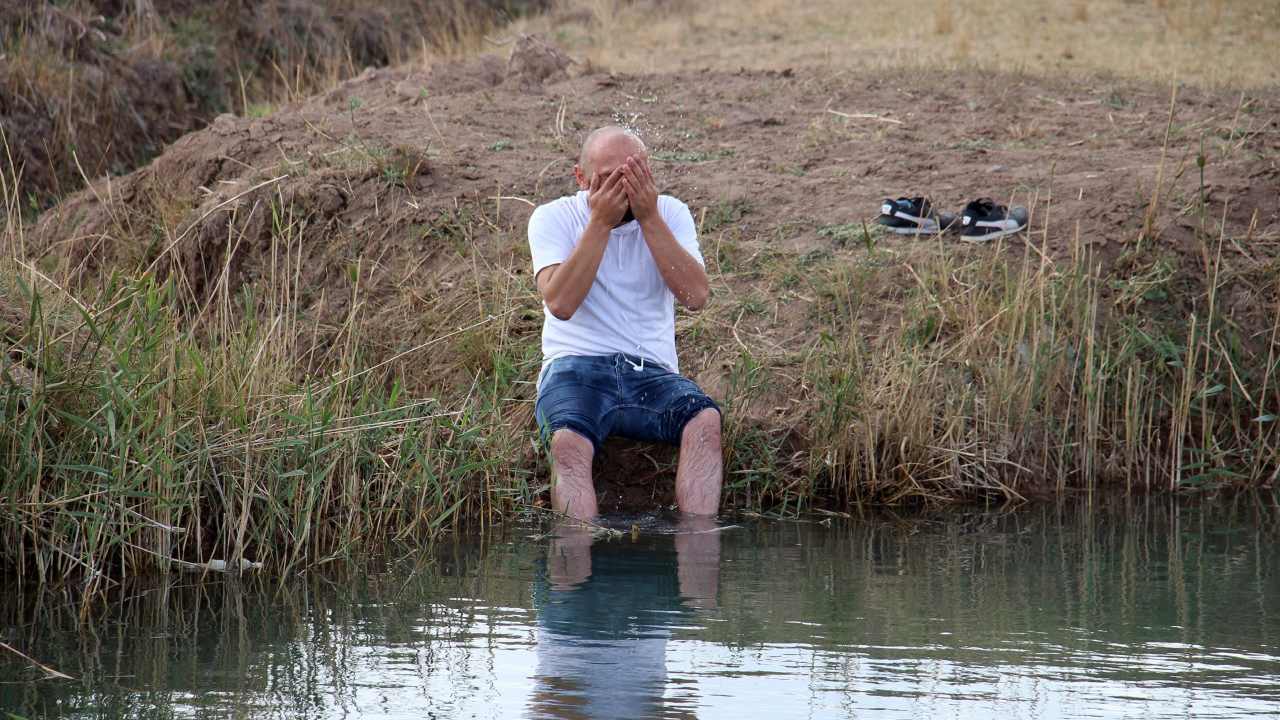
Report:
528,518,721,719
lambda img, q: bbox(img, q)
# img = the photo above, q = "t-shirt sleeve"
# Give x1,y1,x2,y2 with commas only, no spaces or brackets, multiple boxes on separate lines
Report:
528,202,575,277
662,197,704,267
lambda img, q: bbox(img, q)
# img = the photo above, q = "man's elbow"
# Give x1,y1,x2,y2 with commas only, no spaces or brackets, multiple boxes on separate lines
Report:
546,298,576,321
684,286,710,312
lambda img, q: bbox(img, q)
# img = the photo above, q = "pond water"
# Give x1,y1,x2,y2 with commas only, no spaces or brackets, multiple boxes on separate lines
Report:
3,501,1280,719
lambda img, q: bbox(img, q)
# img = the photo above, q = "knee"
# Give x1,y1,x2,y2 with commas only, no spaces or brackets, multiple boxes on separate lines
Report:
550,428,593,464
683,408,721,445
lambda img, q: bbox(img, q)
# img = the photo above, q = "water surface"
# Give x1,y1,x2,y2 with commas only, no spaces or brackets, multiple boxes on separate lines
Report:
4,501,1280,718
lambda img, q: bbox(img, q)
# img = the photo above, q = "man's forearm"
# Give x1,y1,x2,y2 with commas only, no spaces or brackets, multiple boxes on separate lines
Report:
639,216,710,310
540,218,611,320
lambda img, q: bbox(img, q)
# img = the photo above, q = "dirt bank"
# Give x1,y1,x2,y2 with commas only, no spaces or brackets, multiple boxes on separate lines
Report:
29,52,1279,349
0,1,547,209
17,49,1280,509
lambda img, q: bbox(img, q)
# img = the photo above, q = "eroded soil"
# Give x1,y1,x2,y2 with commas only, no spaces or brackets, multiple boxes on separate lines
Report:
21,51,1280,507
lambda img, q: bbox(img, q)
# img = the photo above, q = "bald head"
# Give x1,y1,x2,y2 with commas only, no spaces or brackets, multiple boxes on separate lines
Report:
577,126,646,178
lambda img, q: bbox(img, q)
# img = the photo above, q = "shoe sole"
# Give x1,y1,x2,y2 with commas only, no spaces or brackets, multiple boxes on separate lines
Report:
890,225,941,235
959,224,1026,243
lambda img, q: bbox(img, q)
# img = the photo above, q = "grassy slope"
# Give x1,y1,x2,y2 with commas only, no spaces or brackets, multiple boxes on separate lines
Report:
1,1,1278,586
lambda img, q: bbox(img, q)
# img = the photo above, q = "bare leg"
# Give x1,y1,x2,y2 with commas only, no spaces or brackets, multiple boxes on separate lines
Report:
550,429,598,520
675,408,722,516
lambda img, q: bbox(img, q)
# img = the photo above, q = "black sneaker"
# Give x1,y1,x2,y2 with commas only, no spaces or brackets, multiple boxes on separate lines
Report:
959,198,1029,242
876,197,958,235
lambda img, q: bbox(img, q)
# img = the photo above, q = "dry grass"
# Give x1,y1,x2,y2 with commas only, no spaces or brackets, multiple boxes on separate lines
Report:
515,0,1280,89
0,135,546,589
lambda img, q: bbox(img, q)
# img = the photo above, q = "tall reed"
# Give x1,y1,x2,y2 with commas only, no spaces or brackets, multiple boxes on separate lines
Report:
0,153,544,590
790,214,1279,509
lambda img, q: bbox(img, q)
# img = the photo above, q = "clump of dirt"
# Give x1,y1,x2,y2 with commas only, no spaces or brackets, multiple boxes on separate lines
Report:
0,0,549,208
506,33,574,85
22,50,1280,510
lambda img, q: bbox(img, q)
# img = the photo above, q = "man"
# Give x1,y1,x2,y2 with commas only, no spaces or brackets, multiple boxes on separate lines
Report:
528,126,722,520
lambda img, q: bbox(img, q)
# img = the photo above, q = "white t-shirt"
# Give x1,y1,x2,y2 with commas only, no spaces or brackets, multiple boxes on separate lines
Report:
528,190,703,376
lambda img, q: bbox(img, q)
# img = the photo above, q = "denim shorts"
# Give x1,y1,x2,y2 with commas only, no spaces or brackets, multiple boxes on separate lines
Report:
535,353,720,454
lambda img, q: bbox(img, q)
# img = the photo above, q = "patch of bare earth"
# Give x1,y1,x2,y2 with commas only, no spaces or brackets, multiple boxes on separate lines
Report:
25,50,1280,508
